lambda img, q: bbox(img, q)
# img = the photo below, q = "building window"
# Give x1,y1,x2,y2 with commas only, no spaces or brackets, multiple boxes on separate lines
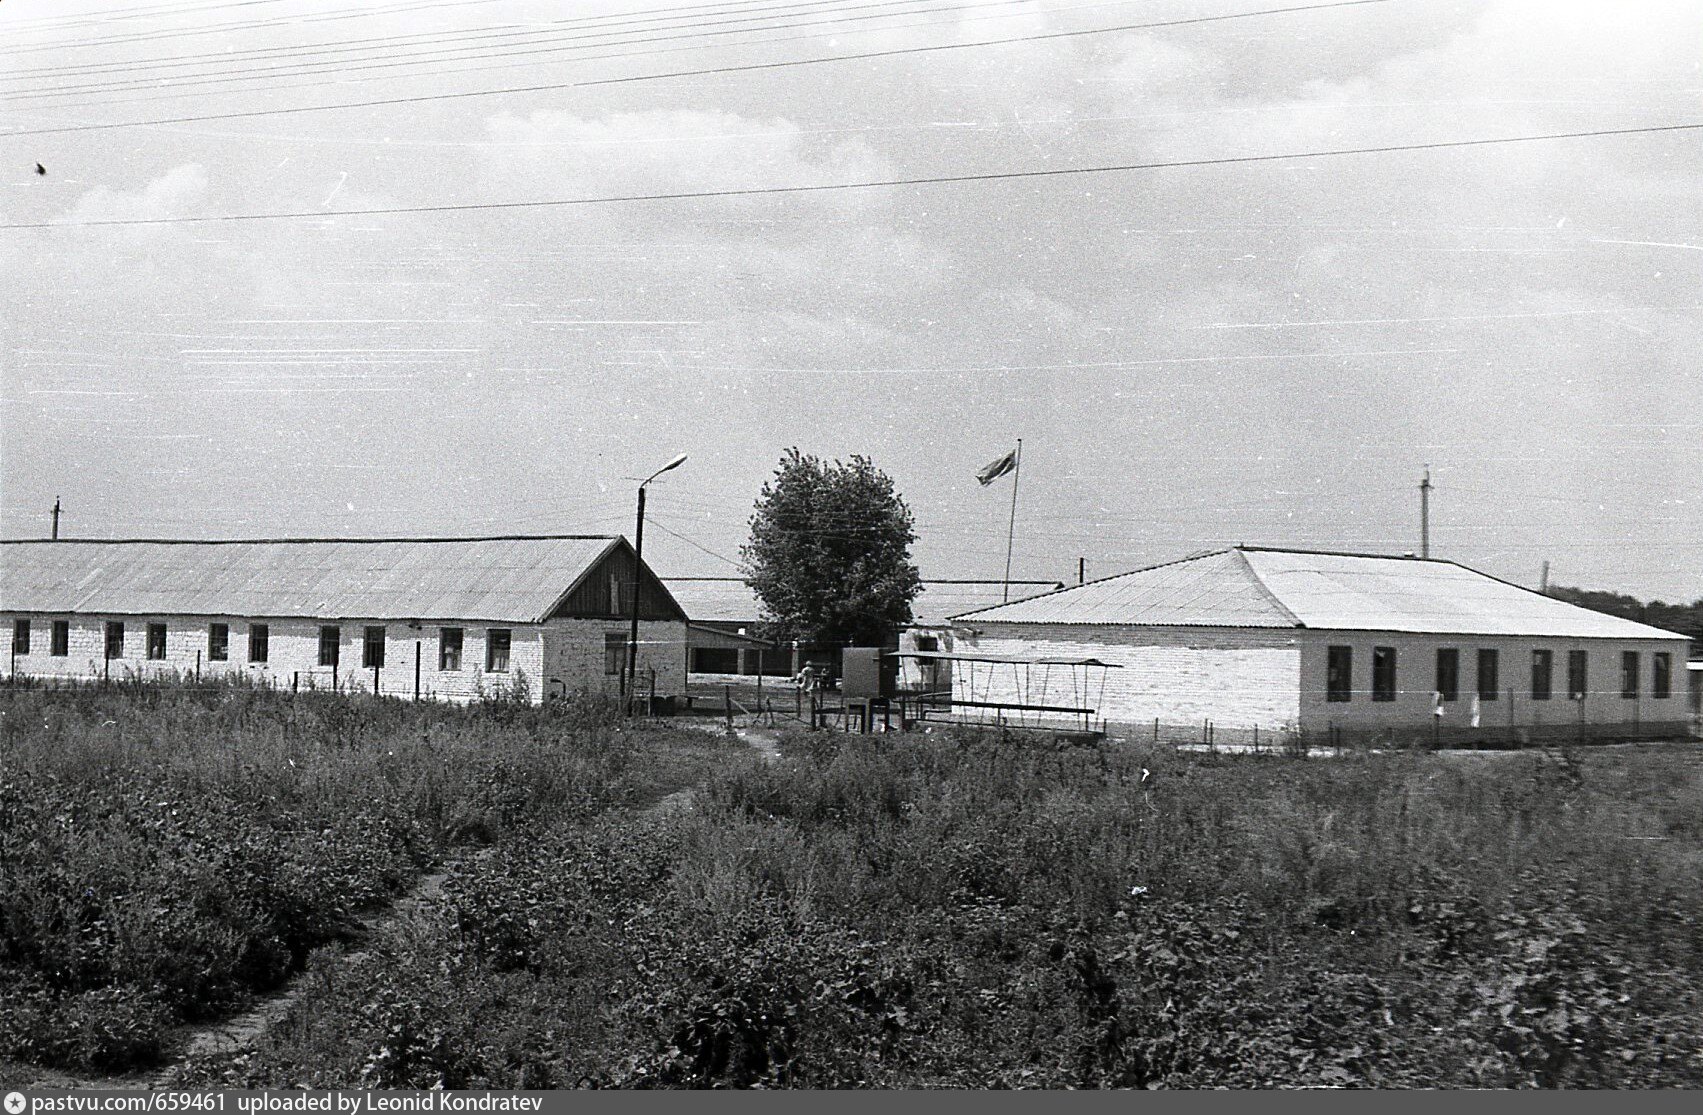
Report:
1531,648,1553,701
915,634,940,652
1325,645,1352,702
1621,651,1639,699
1435,648,1459,703
439,628,463,672
363,626,386,669
11,619,29,657
1371,646,1396,702
105,621,125,660
1476,648,1499,701
1567,649,1587,700
249,624,269,664
51,620,69,657
146,623,168,661
605,631,627,676
1652,652,1671,699
208,623,229,661
486,629,511,672
319,625,341,668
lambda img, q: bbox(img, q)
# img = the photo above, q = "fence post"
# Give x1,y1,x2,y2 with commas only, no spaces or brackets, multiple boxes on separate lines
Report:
414,641,422,702
724,683,733,733
373,663,380,697
195,649,201,684
292,671,299,693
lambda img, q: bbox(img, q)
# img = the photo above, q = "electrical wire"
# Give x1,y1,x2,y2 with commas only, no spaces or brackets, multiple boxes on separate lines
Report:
0,0,1389,134
0,0,1058,98
0,0,1047,82
5,122,1695,232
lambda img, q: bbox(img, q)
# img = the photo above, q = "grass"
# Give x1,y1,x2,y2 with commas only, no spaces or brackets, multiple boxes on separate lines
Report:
5,681,1701,1088
0,678,746,1074
185,726,1703,1088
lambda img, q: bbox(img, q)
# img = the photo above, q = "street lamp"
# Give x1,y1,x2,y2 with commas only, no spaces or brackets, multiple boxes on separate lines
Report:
624,452,687,710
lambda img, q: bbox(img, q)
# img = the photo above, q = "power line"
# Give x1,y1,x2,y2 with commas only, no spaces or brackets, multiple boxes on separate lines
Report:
0,4,1134,121
0,0,902,56
0,0,1032,81
5,123,1695,232
0,0,1046,98
0,0,1390,137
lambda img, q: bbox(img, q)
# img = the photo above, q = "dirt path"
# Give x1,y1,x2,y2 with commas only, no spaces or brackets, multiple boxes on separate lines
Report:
38,732,782,1091
149,869,452,1086
20,866,454,1091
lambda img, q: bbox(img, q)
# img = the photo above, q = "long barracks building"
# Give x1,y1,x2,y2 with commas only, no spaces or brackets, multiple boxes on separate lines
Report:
0,535,688,703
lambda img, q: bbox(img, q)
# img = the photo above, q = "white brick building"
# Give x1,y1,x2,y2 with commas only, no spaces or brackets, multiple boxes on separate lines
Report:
1,535,688,704
949,547,1693,746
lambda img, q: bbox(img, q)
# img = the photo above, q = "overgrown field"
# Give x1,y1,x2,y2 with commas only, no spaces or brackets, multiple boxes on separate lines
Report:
5,683,1702,1088
0,681,744,1074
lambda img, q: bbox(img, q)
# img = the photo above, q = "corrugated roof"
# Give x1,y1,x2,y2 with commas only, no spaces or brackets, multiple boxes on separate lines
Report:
1239,548,1687,639
952,549,1297,628
954,547,1690,640
1,536,624,624
662,578,762,624
662,577,1063,626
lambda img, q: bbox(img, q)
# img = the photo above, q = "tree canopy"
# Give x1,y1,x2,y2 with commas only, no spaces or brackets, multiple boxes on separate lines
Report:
742,448,923,648
1547,585,1703,644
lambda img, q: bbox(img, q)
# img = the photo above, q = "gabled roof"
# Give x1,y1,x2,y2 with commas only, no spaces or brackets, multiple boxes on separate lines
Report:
661,577,1063,627
0,535,639,624
953,547,1690,641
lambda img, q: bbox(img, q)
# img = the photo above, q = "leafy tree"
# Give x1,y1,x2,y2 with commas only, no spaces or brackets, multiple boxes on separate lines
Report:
1548,585,1703,643
742,448,923,648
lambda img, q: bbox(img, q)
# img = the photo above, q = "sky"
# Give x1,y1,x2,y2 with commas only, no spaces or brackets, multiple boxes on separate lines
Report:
1,0,1698,601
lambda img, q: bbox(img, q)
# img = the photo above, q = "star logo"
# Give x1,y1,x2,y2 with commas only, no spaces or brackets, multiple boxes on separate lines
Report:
5,1091,28,1115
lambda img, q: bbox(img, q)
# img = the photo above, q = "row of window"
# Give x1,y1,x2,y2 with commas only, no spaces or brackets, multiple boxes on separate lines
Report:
1326,645,1674,703
10,619,513,673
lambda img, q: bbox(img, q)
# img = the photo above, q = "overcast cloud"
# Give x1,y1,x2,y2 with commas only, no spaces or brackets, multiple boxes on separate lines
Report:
2,0,1697,598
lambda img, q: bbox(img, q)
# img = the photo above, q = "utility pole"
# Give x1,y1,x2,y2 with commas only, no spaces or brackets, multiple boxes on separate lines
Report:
50,497,61,540
1419,467,1432,559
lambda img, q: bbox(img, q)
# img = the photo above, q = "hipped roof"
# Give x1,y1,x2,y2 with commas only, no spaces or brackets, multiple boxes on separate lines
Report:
952,547,1690,641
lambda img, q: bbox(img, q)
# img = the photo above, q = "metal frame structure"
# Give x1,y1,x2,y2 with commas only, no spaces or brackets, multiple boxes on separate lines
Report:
888,649,1121,735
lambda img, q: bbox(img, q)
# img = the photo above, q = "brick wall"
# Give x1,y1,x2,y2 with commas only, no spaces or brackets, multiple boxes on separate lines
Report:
1297,630,1693,745
2,614,544,703
540,618,688,699
951,623,1303,737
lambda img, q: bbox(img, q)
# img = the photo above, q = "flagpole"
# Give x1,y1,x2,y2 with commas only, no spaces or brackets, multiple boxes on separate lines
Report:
1002,439,1022,602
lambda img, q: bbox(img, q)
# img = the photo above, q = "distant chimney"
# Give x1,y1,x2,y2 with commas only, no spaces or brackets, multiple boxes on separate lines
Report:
51,497,61,540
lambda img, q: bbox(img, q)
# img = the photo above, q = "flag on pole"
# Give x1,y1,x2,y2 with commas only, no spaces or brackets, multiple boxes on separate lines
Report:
976,448,1018,486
